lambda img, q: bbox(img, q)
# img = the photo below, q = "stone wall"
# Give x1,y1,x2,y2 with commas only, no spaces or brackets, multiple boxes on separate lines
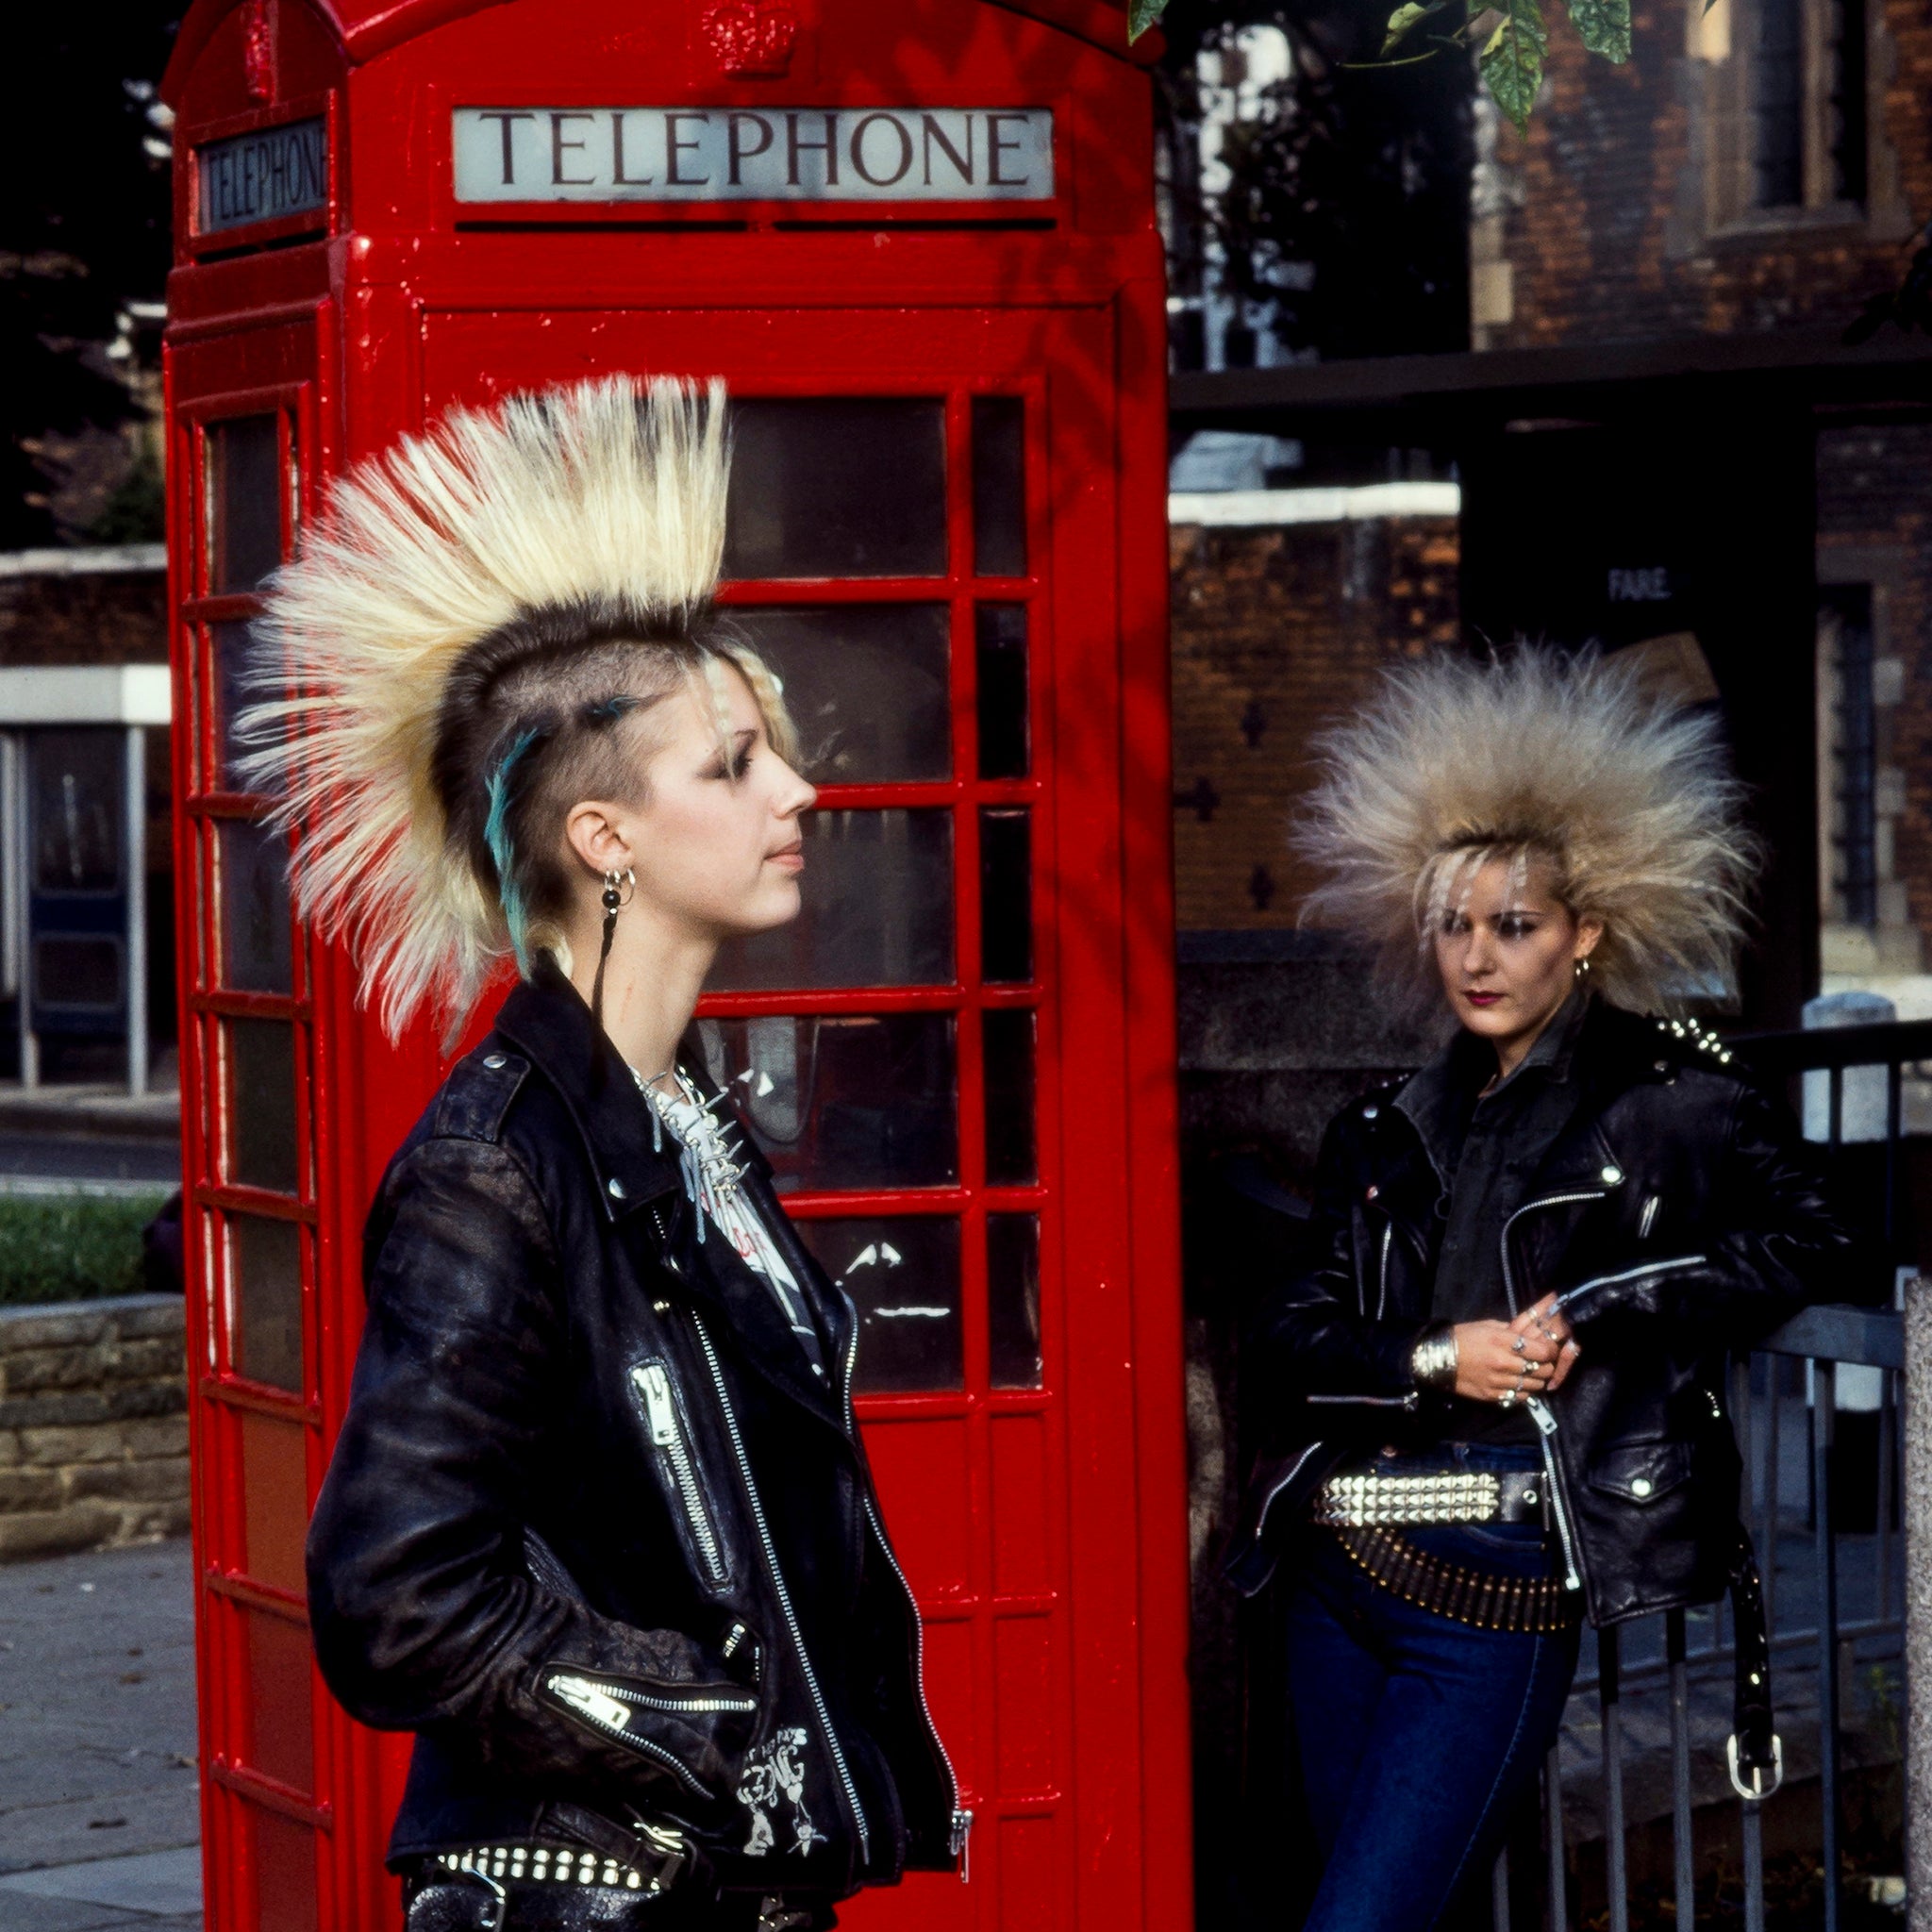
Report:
0,1293,190,1563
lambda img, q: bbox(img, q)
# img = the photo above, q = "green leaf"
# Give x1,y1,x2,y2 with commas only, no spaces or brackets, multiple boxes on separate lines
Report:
1568,0,1632,61
1128,0,1170,39
1381,3,1439,55
1479,0,1548,131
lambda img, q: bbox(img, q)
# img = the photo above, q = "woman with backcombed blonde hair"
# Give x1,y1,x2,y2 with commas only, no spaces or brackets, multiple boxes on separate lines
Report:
1223,647,1861,1932
248,378,965,1932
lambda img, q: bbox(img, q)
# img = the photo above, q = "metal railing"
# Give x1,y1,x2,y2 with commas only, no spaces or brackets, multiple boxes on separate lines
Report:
1495,1018,1931,1932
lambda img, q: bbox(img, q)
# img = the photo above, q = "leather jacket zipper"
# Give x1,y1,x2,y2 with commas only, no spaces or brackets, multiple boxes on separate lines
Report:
633,1360,729,1588
1500,1191,1605,1600
540,1671,753,1799
1524,1397,1584,1592
691,1313,871,1865
1374,1223,1392,1320
841,1323,973,1874
1555,1254,1709,1321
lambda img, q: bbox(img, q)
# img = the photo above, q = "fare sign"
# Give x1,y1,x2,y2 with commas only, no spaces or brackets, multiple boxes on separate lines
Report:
452,107,1055,204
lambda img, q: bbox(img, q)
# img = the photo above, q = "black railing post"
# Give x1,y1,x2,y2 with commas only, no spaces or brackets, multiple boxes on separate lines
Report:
1543,1742,1566,1932
1600,1624,1628,1932
1666,1608,1693,1931
1815,1356,1842,1932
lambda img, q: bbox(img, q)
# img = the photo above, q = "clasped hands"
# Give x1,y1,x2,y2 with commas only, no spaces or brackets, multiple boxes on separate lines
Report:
1453,1293,1580,1405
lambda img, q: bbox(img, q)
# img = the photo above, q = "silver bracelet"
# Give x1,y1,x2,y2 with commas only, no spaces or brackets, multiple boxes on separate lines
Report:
1410,1324,1458,1391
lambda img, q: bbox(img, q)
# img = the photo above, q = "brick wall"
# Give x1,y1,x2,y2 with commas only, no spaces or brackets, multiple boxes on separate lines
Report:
1170,514,1459,930
1480,0,1929,348
0,1294,190,1563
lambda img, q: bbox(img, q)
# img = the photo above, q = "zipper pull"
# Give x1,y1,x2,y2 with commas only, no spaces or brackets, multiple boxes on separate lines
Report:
951,1808,974,1883
547,1673,632,1732
1526,1395,1558,1437
635,1364,678,1447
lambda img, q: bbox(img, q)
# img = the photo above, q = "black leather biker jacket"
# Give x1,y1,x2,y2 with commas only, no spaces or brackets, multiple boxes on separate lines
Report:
306,966,967,1899
1225,1000,1869,1627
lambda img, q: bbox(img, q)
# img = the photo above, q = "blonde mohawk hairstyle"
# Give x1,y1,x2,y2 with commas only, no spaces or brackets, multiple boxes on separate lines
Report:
239,375,786,1043
1295,646,1761,1020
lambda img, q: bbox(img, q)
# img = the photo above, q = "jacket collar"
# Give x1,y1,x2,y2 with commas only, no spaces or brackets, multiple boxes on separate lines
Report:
491,960,689,1222
491,963,852,1430
1393,988,1593,1183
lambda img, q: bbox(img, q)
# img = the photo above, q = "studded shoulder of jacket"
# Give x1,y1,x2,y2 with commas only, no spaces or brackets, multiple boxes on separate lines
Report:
429,1043,531,1145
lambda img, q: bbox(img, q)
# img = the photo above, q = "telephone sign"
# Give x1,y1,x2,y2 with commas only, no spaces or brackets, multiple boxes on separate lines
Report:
453,106,1057,203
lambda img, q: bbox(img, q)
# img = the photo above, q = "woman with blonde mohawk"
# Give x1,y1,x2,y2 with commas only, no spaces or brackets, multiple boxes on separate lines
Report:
246,378,966,1932
1223,648,1861,1932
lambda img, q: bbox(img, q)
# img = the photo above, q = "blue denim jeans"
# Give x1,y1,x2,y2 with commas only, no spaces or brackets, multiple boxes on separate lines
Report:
1283,1444,1582,1932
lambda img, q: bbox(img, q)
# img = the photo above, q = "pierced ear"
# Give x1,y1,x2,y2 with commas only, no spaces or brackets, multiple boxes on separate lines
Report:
562,800,634,880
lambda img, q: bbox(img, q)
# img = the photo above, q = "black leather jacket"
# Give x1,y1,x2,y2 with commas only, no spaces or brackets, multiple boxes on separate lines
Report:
1225,1001,1867,1627
306,967,966,1900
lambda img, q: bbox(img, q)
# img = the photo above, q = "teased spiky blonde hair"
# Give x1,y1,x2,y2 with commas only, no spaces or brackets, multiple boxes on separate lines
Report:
239,375,782,1043
1295,646,1761,1019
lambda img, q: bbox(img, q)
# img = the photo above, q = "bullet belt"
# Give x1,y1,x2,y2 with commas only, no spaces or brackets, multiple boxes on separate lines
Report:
1328,1524,1582,1634
1311,1466,1547,1528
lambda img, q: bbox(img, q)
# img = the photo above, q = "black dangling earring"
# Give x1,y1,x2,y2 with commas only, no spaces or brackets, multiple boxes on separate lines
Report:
590,867,634,1044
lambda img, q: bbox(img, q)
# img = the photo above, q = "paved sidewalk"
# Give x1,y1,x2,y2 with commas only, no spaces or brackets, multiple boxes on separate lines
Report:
0,1541,201,1929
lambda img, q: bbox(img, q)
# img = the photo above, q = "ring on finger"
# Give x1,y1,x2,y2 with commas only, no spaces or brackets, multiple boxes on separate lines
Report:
1499,1388,1518,1408
1511,1335,1527,1355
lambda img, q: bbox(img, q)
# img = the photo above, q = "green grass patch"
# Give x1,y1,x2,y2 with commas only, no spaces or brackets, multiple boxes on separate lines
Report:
0,1191,174,1307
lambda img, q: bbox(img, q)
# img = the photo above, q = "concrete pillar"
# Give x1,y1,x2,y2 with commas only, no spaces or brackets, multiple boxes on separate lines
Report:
1904,1275,1932,1932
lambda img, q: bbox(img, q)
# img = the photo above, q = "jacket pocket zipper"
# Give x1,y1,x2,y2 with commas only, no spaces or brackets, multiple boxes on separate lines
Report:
1306,1392,1420,1409
541,1670,753,1798
1639,1193,1661,1240
634,1360,730,1588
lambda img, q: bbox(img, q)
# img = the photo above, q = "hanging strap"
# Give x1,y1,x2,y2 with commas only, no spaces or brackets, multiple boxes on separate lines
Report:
1725,1521,1783,1800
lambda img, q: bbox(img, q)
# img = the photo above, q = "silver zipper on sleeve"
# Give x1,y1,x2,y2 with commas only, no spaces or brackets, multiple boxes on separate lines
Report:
1555,1255,1709,1320
841,1324,973,1876
1639,1194,1661,1240
1307,1392,1419,1408
1374,1224,1392,1319
692,1314,870,1864
541,1673,751,1798
634,1361,730,1587
1524,1397,1583,1591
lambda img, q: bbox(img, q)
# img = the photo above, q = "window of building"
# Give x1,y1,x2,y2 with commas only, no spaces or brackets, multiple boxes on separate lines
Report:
1819,584,1876,928
1690,0,1886,228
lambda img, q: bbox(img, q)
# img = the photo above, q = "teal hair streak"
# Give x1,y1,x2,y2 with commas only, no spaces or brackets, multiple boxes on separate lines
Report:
484,726,543,975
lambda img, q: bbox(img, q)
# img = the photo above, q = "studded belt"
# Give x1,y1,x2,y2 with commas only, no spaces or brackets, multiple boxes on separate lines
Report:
426,1825,689,1899
1311,1465,1547,1528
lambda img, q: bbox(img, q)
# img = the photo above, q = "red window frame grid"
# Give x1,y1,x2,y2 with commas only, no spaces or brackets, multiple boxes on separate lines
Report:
172,377,334,1898
705,377,1053,1413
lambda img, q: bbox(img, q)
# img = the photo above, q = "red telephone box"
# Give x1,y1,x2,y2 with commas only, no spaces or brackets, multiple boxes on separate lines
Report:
158,5,1184,1930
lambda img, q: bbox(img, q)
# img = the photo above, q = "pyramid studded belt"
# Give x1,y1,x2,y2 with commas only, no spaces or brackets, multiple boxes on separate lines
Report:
1312,1467,1544,1527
